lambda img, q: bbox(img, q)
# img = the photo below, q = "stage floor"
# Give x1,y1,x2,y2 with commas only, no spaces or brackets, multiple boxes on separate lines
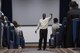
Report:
21,48,57,53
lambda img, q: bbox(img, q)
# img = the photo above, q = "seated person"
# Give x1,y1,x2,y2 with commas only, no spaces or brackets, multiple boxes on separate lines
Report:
52,18,62,34
52,18,62,47
12,21,25,48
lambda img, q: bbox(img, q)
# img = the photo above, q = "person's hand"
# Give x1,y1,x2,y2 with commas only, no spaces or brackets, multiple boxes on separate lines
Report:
35,30,37,33
50,13,53,16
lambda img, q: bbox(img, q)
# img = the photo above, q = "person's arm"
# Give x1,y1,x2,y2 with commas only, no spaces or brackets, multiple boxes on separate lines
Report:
49,13,53,21
59,23,62,26
35,22,41,33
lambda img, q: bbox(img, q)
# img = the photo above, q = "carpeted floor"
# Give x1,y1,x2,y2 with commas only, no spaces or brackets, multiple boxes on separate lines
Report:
21,48,57,53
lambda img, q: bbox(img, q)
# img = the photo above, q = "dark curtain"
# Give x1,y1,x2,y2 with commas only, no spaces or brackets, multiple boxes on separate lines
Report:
60,0,71,48
1,0,12,22
60,0,71,23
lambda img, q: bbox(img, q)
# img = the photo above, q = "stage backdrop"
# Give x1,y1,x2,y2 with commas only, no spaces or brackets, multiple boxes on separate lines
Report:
12,0,60,25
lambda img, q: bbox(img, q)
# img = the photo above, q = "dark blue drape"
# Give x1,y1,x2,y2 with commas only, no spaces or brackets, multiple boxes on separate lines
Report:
60,0,71,23
1,0,12,22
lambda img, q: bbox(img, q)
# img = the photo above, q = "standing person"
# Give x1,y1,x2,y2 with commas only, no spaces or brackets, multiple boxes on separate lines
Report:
0,14,4,48
52,18,62,48
35,13,53,50
52,18,62,35
66,1,80,47
3,16,13,48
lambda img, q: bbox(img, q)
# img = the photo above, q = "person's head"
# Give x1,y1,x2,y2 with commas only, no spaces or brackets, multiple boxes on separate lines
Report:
53,18,58,23
4,16,8,21
42,13,46,19
0,12,4,21
12,21,19,27
69,1,78,9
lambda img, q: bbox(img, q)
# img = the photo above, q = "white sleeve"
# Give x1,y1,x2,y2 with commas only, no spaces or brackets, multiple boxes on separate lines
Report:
10,23,14,26
59,23,62,26
46,17,51,21
36,20,41,31
1,23,4,27
37,21,41,29
18,27,22,31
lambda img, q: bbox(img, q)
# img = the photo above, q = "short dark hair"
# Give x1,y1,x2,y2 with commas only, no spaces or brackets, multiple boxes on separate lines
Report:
53,18,58,23
69,1,78,8
42,13,46,19
42,13,46,17
13,21,19,27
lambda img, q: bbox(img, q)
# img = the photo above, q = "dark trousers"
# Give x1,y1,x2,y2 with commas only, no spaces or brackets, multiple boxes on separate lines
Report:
38,29,47,49
55,32,62,47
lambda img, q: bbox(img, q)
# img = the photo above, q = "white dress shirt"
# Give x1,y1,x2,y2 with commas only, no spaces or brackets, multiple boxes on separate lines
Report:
37,17,51,29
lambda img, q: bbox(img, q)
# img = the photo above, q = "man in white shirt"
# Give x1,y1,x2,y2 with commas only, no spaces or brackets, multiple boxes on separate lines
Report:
35,13,53,50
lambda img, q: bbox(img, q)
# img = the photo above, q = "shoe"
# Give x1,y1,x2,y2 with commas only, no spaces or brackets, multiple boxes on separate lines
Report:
37,48,41,50
43,48,46,50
